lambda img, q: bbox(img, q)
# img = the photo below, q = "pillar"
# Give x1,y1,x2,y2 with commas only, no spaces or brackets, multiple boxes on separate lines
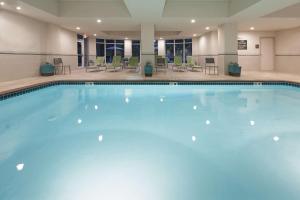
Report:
218,23,238,75
141,24,155,74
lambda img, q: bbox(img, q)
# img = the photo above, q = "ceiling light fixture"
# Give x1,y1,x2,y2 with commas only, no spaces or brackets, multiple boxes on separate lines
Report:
159,37,163,40
193,34,197,37
16,6,21,10
0,2,5,6
250,27,255,30
97,19,102,23
191,19,196,23
76,27,80,30
125,37,128,40
93,33,97,37
205,26,210,30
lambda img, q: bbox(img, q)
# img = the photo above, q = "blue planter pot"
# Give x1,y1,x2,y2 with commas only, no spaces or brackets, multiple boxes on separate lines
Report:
228,63,241,77
40,63,55,76
144,63,153,77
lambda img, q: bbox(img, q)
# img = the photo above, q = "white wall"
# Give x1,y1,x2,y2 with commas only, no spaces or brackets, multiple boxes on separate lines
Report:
158,39,165,56
0,10,77,82
193,31,218,65
275,27,300,74
124,40,132,57
237,31,275,71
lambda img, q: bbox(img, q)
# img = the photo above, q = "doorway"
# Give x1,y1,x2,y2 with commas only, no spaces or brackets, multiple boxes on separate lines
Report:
260,37,275,71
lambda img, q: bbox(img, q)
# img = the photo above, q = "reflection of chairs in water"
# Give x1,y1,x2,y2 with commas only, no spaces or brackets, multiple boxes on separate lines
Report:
205,58,218,75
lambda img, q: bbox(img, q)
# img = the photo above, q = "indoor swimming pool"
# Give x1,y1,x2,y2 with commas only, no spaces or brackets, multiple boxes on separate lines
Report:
1,82,300,200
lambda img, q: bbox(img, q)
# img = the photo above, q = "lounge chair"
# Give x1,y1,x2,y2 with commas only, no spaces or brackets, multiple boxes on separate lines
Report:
106,56,122,72
85,57,106,72
155,57,167,72
205,58,218,75
53,58,71,74
127,57,140,72
172,56,186,72
186,56,203,72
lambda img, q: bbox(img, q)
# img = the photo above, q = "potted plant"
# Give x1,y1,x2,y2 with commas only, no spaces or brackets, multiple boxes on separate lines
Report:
228,62,242,77
144,61,153,77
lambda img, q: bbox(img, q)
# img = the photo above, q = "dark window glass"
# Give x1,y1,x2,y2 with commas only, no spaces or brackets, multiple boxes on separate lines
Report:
175,39,183,43
77,41,82,66
132,44,140,61
175,43,184,62
96,39,104,43
132,40,140,45
165,43,174,63
106,43,114,63
116,43,124,58
116,40,124,44
154,40,158,56
184,42,192,63
166,40,174,44
77,34,83,40
96,43,105,57
106,40,114,44
185,38,192,43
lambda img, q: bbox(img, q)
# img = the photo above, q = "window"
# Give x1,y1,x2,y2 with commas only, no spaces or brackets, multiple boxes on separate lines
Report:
106,43,114,63
132,40,140,61
175,40,184,62
165,40,174,63
96,39,125,63
165,38,192,63
184,39,192,63
154,40,158,56
116,40,124,58
96,39,105,57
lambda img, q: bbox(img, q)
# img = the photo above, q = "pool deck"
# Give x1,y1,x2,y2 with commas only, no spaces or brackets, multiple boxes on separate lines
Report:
1,68,300,95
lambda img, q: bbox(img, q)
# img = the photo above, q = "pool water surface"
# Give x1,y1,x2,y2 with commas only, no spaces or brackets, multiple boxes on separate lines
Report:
1,84,300,200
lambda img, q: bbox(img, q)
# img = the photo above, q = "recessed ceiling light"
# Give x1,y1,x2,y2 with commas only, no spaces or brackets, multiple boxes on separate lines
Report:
93,33,97,37
16,6,21,10
250,27,255,30
193,34,197,37
193,105,197,110
205,26,210,30
0,2,5,6
76,27,80,30
97,19,102,23
125,37,128,40
159,37,163,40
191,19,196,23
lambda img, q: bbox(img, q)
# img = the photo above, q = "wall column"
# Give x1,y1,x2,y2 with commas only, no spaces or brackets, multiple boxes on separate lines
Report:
218,23,238,75
141,24,155,74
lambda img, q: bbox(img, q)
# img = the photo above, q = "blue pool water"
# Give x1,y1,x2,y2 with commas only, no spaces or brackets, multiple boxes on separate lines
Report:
1,84,300,200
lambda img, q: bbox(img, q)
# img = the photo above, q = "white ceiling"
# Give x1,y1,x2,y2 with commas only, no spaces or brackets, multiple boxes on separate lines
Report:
1,0,300,39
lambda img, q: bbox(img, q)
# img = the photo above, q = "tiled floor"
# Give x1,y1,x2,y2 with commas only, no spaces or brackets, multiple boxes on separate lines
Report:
1,68,300,94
